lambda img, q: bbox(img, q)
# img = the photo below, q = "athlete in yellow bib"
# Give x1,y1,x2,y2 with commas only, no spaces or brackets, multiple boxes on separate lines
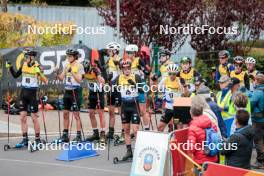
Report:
179,56,200,93
157,64,188,131
215,50,235,85
230,56,249,90
83,57,106,144
54,48,84,143
151,48,174,82
6,48,48,148
111,60,143,161
105,42,122,140
124,44,151,131
245,57,259,92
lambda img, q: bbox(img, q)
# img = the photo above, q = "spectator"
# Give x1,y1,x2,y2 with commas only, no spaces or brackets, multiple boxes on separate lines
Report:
221,110,254,169
216,75,232,119
230,93,251,135
188,96,218,169
197,86,227,138
250,73,264,169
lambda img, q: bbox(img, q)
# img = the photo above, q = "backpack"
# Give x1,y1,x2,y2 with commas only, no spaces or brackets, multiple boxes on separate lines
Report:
204,127,222,156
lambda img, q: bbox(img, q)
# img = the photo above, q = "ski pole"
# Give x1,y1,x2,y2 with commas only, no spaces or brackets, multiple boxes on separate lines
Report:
39,91,48,143
6,63,11,144
55,72,62,138
107,81,112,161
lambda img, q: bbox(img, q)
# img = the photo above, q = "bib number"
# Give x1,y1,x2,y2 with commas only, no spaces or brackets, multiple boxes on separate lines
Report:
25,78,31,83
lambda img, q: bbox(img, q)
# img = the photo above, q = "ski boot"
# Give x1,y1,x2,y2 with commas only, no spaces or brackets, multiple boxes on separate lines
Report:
86,131,100,142
52,132,69,144
71,134,82,144
106,127,114,140
113,148,133,164
15,138,29,148
100,131,106,144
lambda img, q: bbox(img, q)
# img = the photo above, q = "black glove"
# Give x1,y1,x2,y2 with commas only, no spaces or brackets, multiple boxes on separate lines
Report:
180,78,185,85
127,79,136,85
113,60,119,66
108,72,113,81
249,74,255,80
151,75,158,81
143,70,150,76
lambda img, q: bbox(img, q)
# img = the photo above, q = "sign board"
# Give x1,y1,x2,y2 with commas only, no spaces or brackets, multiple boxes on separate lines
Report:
130,131,170,176
173,97,192,107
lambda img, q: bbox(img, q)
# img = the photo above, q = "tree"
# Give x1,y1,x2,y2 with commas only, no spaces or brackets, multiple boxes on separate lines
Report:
0,12,75,48
98,0,197,50
189,0,264,62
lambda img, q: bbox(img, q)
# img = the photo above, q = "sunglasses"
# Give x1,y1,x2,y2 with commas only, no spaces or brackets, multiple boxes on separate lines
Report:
126,51,134,55
235,64,243,67
168,72,177,76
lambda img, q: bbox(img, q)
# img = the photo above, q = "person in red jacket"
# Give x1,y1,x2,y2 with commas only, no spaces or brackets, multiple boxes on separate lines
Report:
188,96,218,175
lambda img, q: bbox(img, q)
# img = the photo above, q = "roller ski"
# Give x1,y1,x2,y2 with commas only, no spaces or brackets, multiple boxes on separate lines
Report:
4,138,29,151
113,132,125,146
113,149,133,164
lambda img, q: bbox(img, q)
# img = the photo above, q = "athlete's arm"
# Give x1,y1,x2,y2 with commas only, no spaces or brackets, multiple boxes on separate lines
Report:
9,66,22,78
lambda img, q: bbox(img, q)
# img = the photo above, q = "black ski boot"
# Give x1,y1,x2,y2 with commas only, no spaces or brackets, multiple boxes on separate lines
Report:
72,134,82,143
53,131,69,144
106,127,114,140
122,148,133,161
86,130,99,142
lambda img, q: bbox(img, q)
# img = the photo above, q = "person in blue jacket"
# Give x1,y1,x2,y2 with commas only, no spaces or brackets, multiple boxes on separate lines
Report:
250,73,264,169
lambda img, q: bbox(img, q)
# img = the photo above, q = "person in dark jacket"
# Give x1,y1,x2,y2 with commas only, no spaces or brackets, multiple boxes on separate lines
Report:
197,85,227,138
221,109,254,169
250,73,264,169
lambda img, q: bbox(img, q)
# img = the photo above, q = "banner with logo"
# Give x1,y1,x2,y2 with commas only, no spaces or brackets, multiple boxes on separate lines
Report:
203,162,264,176
130,131,170,176
171,128,195,176
0,44,92,91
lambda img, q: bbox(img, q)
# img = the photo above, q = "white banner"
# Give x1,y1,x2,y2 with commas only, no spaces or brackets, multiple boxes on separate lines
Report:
130,131,170,176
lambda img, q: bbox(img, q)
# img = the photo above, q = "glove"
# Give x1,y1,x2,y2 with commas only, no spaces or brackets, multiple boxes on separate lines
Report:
151,75,158,81
113,60,119,66
108,72,113,81
5,61,12,69
34,66,41,74
127,79,136,85
180,78,185,85
249,74,255,80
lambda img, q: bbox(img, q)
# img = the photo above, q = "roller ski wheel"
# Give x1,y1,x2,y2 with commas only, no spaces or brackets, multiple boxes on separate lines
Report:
3,144,28,151
113,157,132,164
4,144,11,151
